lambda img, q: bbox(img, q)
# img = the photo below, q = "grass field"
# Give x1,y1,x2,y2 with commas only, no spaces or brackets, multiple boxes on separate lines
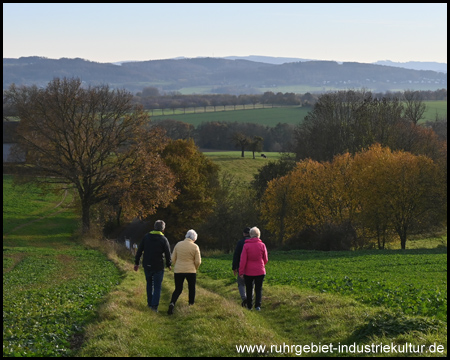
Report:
3,173,448,357
203,151,286,183
152,105,311,127
149,101,446,128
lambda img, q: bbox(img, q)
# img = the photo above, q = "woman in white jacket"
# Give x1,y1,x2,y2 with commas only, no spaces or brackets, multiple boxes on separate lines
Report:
168,229,201,315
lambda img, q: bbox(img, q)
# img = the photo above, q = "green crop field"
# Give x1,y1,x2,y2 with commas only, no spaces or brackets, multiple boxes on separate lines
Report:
150,101,446,128
200,249,447,321
3,175,121,356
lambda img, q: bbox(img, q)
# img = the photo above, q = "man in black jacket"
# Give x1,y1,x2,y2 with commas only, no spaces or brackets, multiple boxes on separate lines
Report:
232,227,251,307
134,220,171,312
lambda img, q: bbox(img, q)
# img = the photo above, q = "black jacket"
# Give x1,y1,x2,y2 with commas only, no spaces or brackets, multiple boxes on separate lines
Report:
232,236,250,271
135,231,172,271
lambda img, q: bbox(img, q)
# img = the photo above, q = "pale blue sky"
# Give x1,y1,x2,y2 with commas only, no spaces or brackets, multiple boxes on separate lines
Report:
3,3,447,64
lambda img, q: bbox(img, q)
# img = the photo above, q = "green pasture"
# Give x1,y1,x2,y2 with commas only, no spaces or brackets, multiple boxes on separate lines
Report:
204,151,286,184
149,100,446,127
424,100,447,121
151,105,310,127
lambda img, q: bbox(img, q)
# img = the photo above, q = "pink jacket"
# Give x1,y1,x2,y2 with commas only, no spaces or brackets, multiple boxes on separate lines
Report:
239,237,268,276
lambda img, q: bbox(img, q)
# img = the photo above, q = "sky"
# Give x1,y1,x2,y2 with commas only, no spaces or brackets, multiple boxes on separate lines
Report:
3,3,447,65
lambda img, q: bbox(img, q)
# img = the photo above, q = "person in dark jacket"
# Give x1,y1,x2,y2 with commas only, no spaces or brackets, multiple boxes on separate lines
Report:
134,220,171,312
232,227,251,307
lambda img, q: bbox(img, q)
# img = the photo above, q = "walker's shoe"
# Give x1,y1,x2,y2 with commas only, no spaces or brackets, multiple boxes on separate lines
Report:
168,303,174,315
255,307,261,311
150,306,158,312
241,299,247,307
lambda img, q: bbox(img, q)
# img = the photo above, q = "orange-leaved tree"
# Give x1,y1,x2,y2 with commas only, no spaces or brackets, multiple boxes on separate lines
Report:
352,144,446,249
151,139,220,241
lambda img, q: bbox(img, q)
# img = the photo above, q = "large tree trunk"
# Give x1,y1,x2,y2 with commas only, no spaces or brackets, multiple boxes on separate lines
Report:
81,202,91,233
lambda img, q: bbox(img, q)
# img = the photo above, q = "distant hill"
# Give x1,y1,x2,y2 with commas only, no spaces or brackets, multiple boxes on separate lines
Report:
372,60,446,73
169,55,447,72
3,56,447,95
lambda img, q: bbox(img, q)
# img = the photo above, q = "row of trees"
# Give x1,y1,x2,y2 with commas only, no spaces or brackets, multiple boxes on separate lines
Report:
135,90,305,112
133,87,447,113
261,145,447,250
148,119,296,153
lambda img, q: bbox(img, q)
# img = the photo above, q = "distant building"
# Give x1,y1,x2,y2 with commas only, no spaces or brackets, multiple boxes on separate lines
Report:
3,121,25,162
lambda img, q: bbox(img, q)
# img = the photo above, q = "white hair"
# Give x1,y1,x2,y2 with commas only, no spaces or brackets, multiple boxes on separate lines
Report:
249,226,260,238
185,229,198,241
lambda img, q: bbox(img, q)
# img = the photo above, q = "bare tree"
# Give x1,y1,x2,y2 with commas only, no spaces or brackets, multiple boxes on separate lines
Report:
5,77,177,233
231,132,251,157
403,89,426,125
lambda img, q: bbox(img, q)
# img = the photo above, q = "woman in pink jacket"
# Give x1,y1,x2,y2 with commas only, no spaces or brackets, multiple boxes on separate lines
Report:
239,227,268,311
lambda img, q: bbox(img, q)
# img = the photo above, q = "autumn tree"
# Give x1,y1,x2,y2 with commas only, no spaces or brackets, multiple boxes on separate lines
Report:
151,139,220,240
251,158,297,199
261,144,446,250
261,159,326,246
5,77,177,233
98,127,179,228
353,144,446,249
351,145,397,249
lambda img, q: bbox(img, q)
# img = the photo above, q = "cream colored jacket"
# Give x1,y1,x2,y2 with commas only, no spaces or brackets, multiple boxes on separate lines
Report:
172,238,201,273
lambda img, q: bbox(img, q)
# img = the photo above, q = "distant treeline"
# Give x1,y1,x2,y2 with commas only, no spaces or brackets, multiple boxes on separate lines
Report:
152,119,295,153
134,87,447,111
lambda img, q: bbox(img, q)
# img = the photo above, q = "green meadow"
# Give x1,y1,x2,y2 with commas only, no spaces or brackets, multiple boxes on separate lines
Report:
203,151,286,183
149,101,446,127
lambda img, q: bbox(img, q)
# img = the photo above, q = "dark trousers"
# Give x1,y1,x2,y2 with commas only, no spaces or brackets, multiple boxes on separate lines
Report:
244,274,265,309
170,273,197,305
143,268,164,308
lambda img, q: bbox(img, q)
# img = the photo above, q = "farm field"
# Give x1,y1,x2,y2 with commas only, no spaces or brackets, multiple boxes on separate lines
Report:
200,249,447,321
151,105,310,127
3,175,121,356
3,170,447,357
149,100,446,127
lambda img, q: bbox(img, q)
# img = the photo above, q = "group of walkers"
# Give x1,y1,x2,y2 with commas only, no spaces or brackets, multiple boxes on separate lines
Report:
134,220,268,314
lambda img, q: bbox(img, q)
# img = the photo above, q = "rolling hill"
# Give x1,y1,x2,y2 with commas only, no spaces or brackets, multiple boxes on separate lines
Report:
3,56,447,95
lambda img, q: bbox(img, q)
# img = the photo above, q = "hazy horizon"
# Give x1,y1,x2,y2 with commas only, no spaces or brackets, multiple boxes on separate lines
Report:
3,4,447,64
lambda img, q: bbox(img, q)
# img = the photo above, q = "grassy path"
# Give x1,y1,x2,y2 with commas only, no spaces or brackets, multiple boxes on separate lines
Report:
75,259,447,357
